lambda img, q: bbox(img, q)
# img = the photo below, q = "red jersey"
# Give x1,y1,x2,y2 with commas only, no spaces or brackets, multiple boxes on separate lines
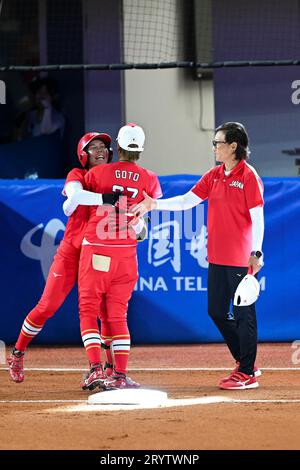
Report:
63,168,89,249
191,160,264,267
84,161,162,248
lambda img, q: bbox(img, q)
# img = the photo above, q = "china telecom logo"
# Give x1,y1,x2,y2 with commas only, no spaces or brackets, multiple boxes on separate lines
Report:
20,219,66,280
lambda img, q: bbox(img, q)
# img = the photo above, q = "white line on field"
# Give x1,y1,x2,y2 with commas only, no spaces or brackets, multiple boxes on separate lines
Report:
2,396,299,413
0,400,87,403
1,367,300,372
1,398,300,407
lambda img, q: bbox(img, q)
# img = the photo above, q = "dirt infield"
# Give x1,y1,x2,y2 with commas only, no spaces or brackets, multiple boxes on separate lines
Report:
1,343,300,450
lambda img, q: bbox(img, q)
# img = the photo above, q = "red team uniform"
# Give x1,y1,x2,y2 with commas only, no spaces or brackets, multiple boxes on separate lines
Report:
191,160,264,266
8,132,113,383
79,160,162,388
15,168,88,352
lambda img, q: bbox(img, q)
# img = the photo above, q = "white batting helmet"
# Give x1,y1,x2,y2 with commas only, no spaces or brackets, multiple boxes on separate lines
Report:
233,274,260,307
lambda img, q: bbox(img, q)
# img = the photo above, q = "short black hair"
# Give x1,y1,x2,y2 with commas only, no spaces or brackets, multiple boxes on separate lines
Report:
215,122,249,160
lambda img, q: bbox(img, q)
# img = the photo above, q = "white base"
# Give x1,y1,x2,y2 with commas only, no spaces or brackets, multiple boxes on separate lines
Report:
88,388,168,406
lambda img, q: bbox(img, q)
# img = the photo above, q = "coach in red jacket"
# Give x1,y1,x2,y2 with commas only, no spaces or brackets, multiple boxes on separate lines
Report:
131,122,264,391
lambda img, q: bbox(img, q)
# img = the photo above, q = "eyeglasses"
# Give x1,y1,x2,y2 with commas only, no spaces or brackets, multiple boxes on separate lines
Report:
88,145,107,152
212,140,227,148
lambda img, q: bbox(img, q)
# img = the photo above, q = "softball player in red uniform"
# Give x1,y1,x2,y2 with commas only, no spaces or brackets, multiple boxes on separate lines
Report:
72,123,162,390
8,132,114,383
131,122,264,390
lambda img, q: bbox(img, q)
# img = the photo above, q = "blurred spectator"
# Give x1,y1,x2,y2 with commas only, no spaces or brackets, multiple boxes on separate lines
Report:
15,77,65,140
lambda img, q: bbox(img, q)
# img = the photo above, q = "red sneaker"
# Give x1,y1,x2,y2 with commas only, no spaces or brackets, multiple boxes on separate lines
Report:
8,350,25,383
81,364,106,391
103,372,140,390
219,372,259,390
221,362,262,383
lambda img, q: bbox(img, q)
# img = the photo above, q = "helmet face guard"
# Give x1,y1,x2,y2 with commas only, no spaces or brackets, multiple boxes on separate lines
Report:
233,274,260,307
77,132,113,167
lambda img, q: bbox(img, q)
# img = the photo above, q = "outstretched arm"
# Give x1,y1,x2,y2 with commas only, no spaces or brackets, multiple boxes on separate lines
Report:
130,190,203,217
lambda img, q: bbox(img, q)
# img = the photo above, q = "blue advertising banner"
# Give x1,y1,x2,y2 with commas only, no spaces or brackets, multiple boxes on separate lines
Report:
0,176,299,345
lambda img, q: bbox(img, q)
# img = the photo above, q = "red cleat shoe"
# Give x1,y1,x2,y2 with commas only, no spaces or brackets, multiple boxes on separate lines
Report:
102,371,140,390
8,350,25,383
81,364,106,391
221,362,262,383
219,371,259,390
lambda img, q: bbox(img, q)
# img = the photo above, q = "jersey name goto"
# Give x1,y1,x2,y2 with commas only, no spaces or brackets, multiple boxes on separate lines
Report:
115,169,140,181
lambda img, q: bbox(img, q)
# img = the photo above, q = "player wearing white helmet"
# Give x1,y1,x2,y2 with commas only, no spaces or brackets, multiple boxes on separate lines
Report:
65,123,162,391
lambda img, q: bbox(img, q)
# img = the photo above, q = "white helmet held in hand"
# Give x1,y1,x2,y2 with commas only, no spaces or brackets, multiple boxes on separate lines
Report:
233,274,260,307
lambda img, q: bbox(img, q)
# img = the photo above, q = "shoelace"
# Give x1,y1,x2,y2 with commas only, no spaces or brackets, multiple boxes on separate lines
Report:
90,363,104,372
230,372,251,381
106,372,126,383
82,365,104,381
112,374,125,380
11,355,23,371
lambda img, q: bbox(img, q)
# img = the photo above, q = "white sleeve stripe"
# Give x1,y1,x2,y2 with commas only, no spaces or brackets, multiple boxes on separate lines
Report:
245,162,264,200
